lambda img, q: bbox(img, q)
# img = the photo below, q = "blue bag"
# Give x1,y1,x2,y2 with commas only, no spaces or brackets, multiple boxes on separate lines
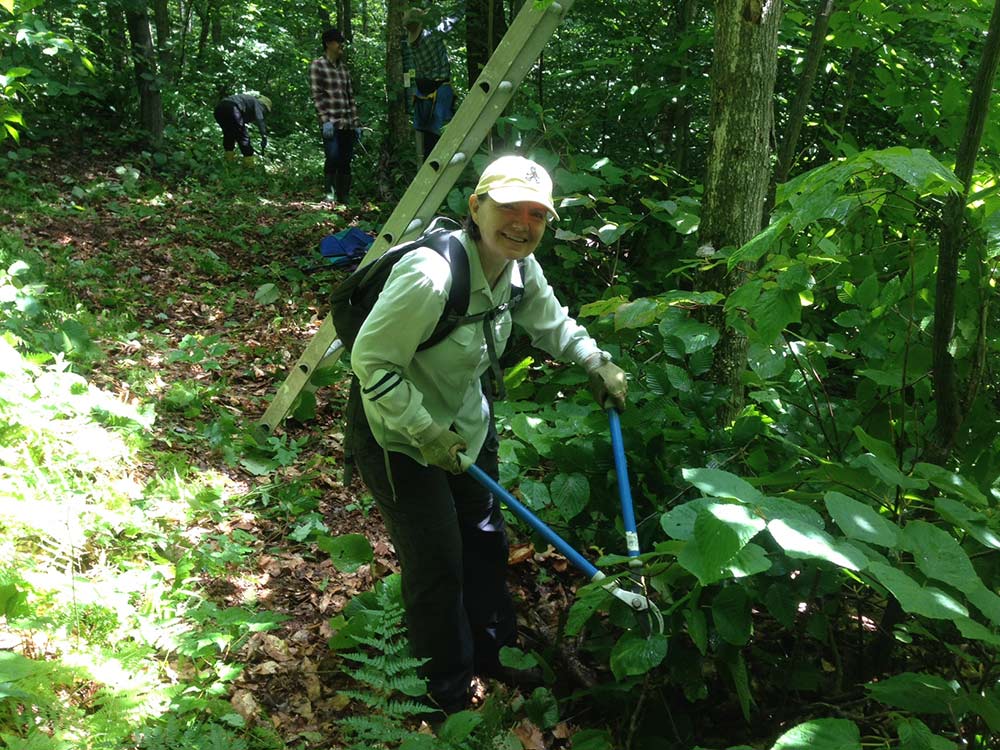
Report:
319,227,374,270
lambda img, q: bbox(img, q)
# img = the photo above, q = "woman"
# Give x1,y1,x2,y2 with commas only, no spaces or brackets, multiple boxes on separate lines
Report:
348,155,627,714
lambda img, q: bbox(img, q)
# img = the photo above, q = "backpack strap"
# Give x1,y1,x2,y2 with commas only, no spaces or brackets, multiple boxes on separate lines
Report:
417,234,470,351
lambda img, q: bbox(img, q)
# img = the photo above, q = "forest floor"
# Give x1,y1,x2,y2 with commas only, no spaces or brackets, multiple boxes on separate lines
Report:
7,151,595,748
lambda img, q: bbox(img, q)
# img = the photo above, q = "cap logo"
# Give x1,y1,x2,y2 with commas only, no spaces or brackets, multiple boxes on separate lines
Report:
525,166,541,184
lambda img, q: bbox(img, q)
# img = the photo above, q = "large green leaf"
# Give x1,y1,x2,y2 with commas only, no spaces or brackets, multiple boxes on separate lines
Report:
767,518,868,571
726,543,772,578
866,672,962,714
753,287,801,342
901,521,979,594
661,498,715,540
934,498,1000,550
609,631,668,680
315,533,373,573
679,503,764,584
550,472,589,521
770,718,861,750
756,496,826,528
852,426,896,464
824,491,899,547
868,147,962,194
915,463,988,507
711,586,752,646
682,468,763,503
867,562,968,621
896,717,958,750
850,453,928,490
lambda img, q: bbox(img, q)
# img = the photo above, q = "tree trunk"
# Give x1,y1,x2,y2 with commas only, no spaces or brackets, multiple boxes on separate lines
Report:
929,0,1000,462
695,0,782,425
152,0,172,78
466,0,507,87
379,0,412,200
124,3,165,148
658,0,700,175
338,0,353,40
773,0,835,186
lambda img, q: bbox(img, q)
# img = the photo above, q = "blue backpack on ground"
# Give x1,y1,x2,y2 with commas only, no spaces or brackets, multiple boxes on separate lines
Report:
319,227,375,270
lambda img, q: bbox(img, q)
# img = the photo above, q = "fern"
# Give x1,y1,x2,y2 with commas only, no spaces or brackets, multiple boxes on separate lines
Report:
337,578,436,749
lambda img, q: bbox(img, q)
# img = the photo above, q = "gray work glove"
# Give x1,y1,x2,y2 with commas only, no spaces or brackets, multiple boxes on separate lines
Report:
583,353,628,411
417,427,467,474
322,121,335,140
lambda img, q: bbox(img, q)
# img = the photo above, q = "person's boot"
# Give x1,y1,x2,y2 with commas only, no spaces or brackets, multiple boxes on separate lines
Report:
324,172,337,201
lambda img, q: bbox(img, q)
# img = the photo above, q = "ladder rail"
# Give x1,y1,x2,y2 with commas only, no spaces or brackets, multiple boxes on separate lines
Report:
256,0,575,437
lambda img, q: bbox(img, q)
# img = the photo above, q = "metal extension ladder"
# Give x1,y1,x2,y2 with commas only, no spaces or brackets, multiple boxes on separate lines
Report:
256,0,576,437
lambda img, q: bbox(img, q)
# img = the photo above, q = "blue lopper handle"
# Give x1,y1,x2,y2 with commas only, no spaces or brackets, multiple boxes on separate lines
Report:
464,463,601,581
607,408,640,558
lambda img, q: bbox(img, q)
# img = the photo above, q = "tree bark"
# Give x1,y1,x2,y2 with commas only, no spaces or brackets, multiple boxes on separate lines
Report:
658,0,700,175
378,0,413,200
930,0,1000,462
152,0,171,78
695,0,782,424
466,0,507,88
124,3,164,148
773,0,835,185
337,0,353,40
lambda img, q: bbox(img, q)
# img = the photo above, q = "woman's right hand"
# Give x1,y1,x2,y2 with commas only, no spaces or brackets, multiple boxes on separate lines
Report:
419,430,467,474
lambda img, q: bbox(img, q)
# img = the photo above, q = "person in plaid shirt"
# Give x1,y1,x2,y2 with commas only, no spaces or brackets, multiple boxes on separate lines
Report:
310,28,362,203
402,8,458,160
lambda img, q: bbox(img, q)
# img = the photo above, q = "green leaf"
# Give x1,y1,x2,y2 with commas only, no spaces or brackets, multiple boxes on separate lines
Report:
767,518,868,570
614,297,661,330
684,604,708,655
753,288,801,342
439,711,483,743
824,491,899,547
254,283,280,305
726,543,772,578
609,631,668,680
850,453,927,490
565,586,606,636
680,503,766,584
682,468,763,503
711,586,752,646
661,498,714,540
525,687,560,729
770,718,861,750
914,463,988,507
498,646,539,670
852,426,896,463
869,147,962,194
549,472,589,520
314,533,373,573
901,521,979,594
519,478,550,511
866,672,961,714
721,648,753,722
569,730,614,750
867,562,968,621
896,717,958,750
670,320,720,354
934,498,1000,550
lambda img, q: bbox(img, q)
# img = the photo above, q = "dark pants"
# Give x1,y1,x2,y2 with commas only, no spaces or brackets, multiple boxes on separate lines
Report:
323,129,356,201
213,101,253,156
352,416,517,713
413,82,454,160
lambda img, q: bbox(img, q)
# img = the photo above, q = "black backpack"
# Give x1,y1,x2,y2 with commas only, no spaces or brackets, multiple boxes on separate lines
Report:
330,217,524,352
335,218,525,483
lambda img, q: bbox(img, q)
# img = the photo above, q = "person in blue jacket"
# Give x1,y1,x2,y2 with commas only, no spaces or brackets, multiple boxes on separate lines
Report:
348,155,627,715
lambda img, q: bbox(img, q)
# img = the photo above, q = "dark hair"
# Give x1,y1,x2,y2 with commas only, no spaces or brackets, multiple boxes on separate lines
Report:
463,193,488,240
322,28,345,46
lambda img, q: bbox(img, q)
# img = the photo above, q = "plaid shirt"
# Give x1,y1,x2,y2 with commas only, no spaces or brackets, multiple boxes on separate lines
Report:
403,20,454,82
310,56,360,129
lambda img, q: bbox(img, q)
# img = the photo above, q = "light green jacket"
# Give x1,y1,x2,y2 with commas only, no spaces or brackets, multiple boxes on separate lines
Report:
350,230,603,463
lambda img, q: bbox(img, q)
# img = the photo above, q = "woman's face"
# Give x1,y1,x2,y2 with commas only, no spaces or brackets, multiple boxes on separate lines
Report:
469,193,547,266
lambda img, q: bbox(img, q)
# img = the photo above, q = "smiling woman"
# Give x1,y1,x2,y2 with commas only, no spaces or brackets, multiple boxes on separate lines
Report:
343,153,629,718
